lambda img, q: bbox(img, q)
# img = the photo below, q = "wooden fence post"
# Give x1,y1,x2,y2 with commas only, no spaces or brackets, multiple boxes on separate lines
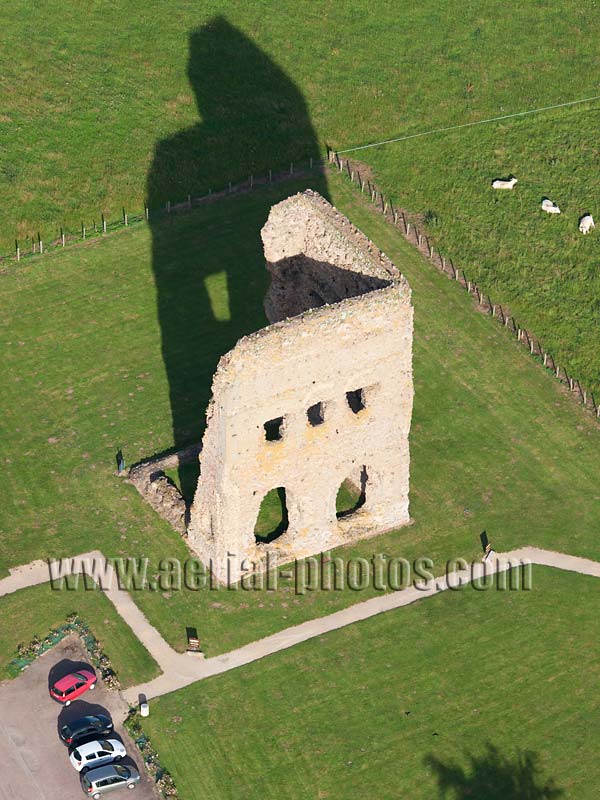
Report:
102,213,107,234
123,208,128,226
15,240,20,261
144,204,149,221
38,233,43,254
82,223,86,240
61,227,65,247
187,194,192,210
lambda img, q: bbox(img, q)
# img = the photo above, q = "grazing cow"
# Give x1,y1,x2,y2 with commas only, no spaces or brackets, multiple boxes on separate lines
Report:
541,198,561,214
579,214,595,234
492,176,518,189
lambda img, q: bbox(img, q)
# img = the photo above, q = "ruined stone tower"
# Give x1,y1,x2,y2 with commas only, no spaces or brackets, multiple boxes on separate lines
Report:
187,190,414,583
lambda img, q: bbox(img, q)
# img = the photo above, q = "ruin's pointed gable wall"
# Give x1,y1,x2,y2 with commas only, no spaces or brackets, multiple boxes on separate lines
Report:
187,190,414,583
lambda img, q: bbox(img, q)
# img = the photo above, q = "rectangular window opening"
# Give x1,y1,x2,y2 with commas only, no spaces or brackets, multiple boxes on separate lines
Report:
346,388,366,414
264,416,284,441
307,401,325,426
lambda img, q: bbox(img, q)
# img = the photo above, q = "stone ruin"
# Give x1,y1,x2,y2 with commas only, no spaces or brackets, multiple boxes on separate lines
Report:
183,189,414,583
130,190,414,583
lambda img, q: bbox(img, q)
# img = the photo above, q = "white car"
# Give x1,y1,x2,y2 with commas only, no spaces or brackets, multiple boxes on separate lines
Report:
69,738,126,773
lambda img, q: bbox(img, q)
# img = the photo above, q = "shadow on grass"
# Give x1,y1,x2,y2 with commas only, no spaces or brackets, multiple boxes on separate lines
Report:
425,743,563,799
147,16,326,500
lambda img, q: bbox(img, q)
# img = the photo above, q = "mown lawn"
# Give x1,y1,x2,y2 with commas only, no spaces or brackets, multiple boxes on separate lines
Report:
142,566,600,799
0,583,159,687
3,171,600,658
3,2,600,388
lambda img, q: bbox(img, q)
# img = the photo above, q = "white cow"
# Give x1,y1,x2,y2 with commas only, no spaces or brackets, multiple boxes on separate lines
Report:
541,198,561,214
492,176,518,189
579,214,595,234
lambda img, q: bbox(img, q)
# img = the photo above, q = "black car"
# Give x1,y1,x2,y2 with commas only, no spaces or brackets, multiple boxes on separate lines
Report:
59,714,113,746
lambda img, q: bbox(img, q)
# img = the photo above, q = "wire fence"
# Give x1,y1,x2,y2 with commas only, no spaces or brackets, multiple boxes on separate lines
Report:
328,149,600,421
336,94,600,155
6,144,596,420
1,156,325,268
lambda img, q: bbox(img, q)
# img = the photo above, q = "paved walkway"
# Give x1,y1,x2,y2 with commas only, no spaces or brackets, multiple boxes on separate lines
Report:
1,547,600,705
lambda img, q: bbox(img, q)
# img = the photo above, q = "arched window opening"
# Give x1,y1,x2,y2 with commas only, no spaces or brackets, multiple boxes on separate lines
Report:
336,466,368,519
254,487,289,543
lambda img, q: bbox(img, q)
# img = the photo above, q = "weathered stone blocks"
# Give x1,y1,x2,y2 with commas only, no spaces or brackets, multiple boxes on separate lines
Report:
187,190,414,583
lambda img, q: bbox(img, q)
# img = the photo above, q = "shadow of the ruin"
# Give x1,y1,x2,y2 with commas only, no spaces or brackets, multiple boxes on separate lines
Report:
425,743,564,799
147,16,326,499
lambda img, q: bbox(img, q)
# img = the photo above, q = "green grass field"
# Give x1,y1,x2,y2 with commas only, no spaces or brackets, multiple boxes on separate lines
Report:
4,10,600,790
0,583,159,686
3,170,600,660
141,566,600,799
3,2,600,391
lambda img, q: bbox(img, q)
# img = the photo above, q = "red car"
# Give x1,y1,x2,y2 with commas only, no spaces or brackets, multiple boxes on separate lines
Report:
50,669,96,705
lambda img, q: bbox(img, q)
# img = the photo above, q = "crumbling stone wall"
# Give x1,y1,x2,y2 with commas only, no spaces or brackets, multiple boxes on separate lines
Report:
187,190,414,583
128,443,201,535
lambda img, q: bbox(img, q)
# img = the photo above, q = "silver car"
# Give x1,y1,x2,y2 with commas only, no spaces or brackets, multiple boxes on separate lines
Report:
81,764,140,797
69,738,127,772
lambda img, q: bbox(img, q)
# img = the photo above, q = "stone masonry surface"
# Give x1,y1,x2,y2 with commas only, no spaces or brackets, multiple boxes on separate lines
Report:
186,190,414,583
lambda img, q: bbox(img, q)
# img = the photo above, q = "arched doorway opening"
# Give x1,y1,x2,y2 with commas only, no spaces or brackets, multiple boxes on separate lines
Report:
336,466,368,519
254,487,289,543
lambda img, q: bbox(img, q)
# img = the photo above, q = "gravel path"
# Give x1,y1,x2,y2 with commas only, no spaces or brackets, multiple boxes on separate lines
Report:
1,546,599,706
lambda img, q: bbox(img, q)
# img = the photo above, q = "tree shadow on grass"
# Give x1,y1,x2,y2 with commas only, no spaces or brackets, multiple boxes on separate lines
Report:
425,743,563,799
147,16,326,501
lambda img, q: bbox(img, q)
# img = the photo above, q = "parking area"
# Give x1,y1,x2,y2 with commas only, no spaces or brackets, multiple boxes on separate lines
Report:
0,634,158,800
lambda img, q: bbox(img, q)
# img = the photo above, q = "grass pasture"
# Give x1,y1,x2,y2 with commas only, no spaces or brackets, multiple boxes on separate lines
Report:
3,1,600,391
142,566,600,799
3,172,600,659
0,583,159,686
3,5,600,794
